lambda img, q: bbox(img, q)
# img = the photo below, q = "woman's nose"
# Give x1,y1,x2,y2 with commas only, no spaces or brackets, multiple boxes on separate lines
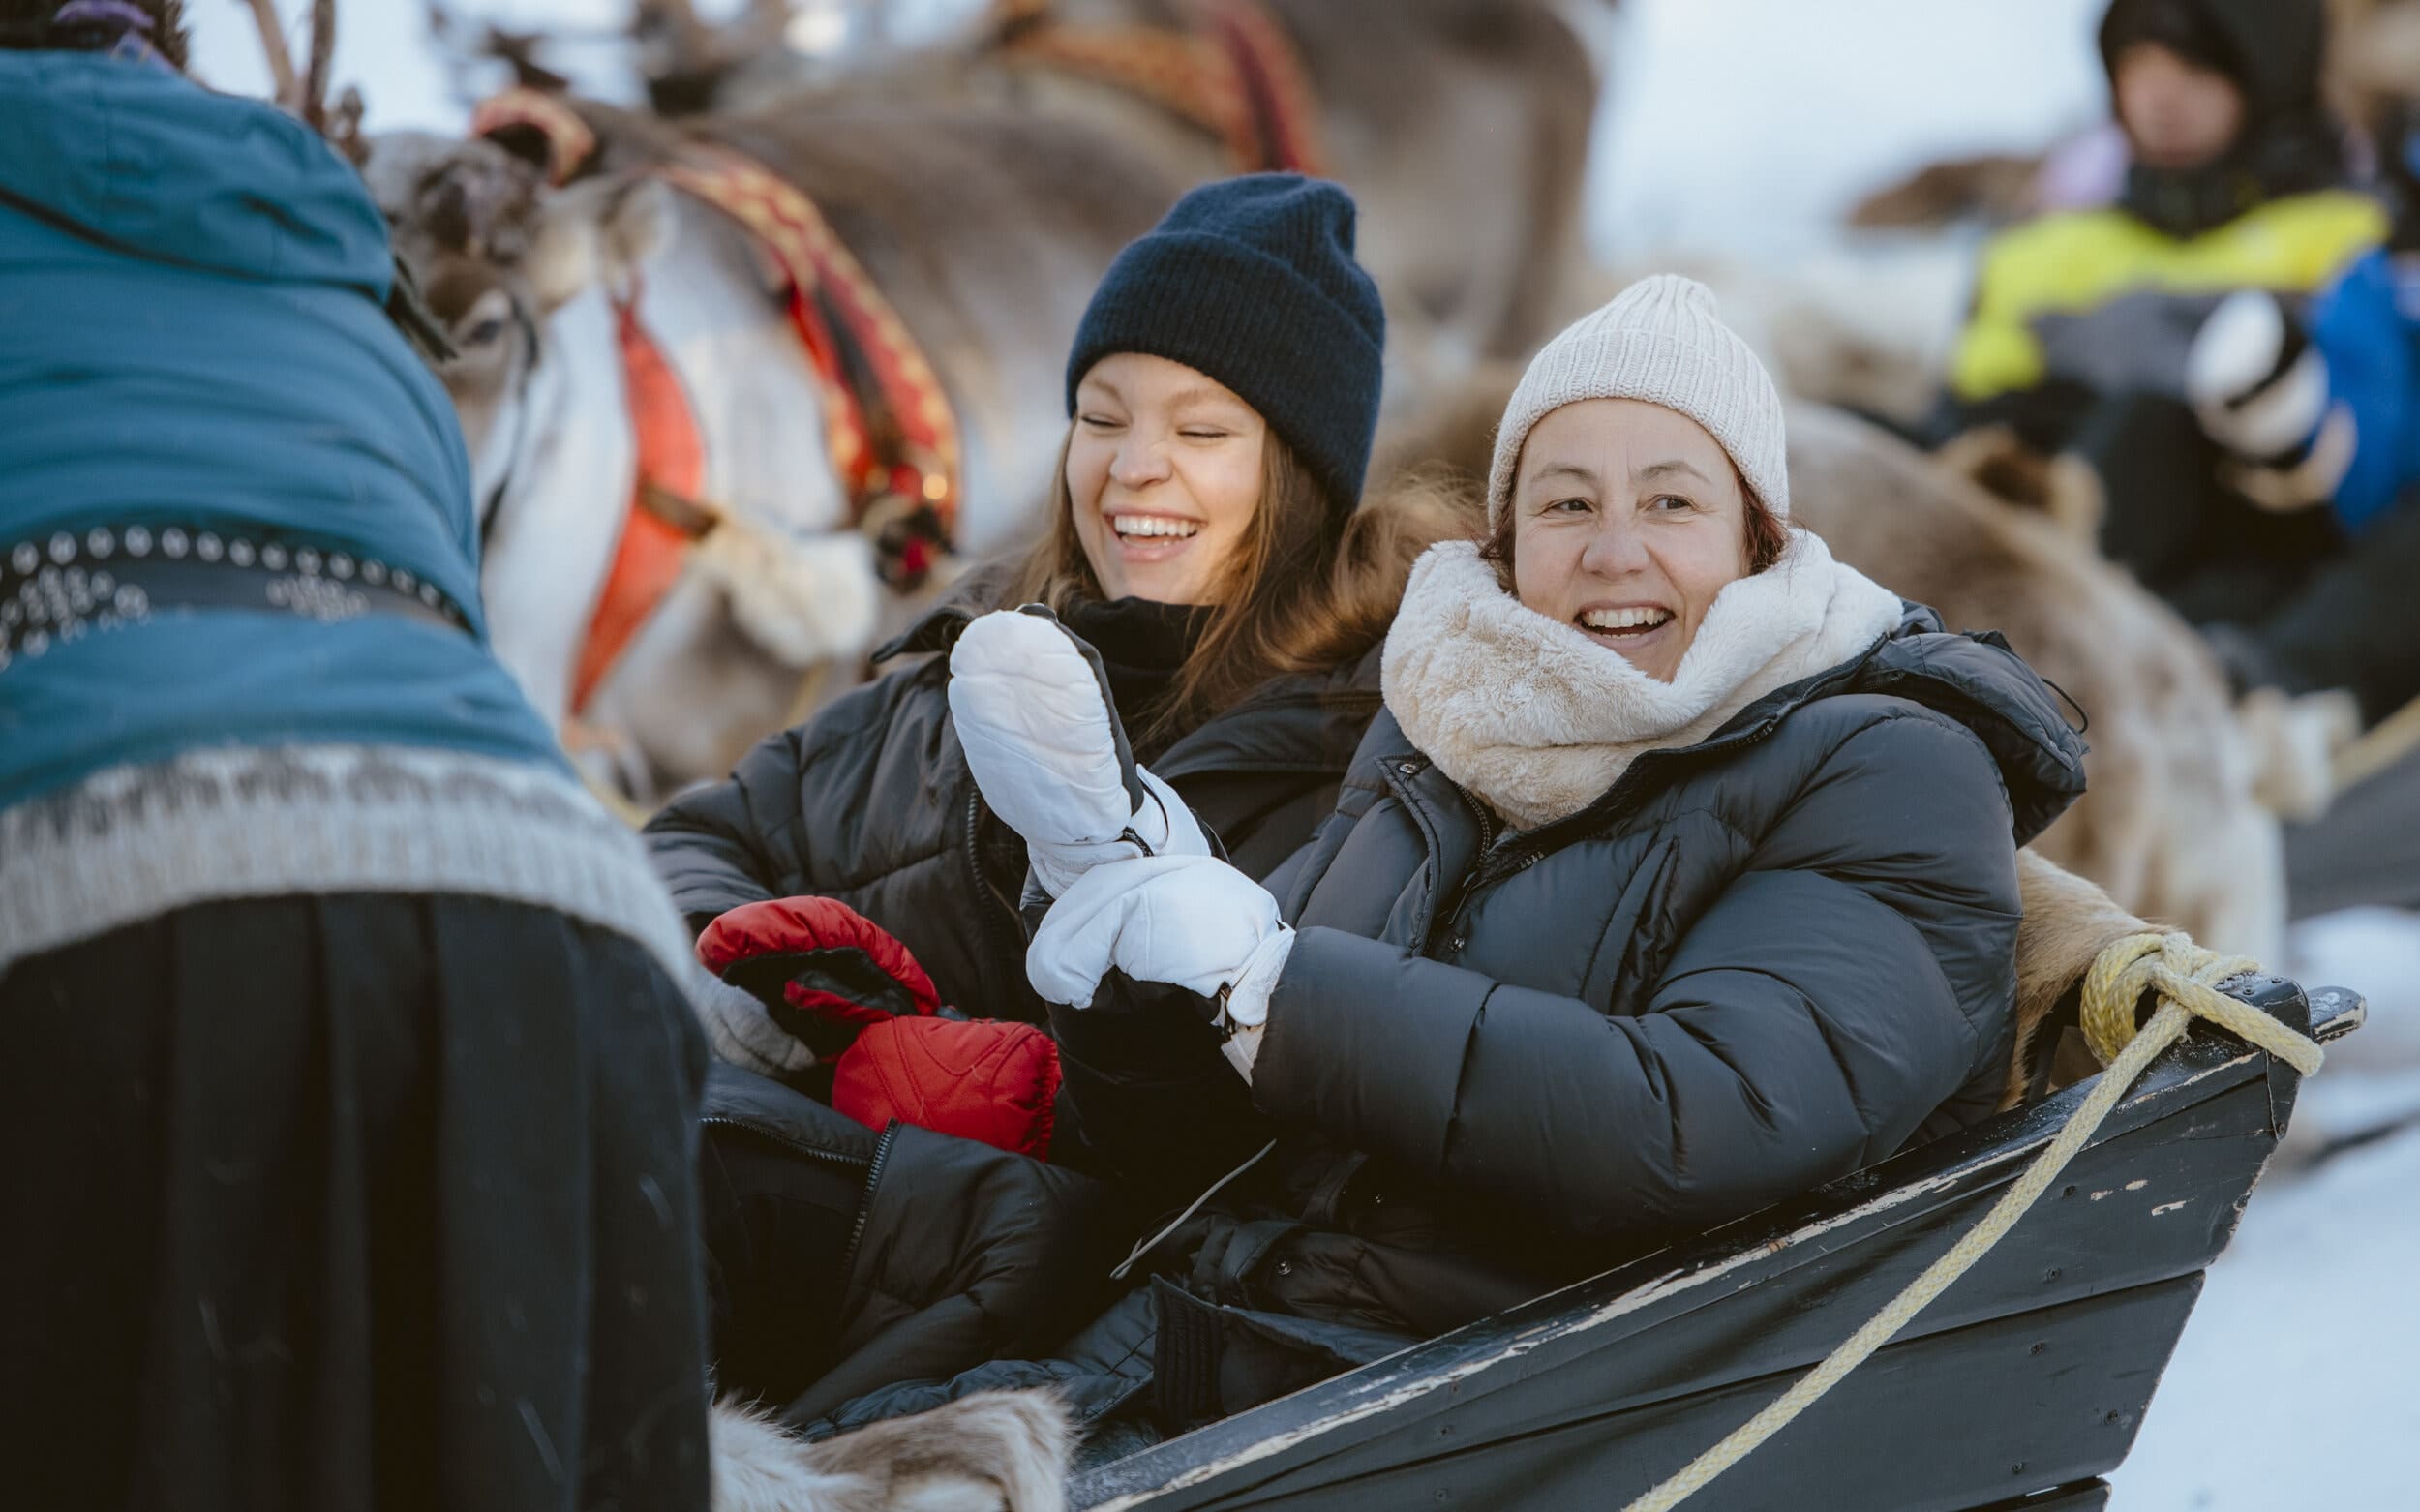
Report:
1110,436,1171,489
1578,514,1649,578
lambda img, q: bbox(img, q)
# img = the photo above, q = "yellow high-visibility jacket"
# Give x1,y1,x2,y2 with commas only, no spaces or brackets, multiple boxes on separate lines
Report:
1950,189,2390,402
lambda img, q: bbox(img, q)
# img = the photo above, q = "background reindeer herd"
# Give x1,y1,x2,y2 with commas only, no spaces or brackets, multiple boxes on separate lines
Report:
234,0,2420,963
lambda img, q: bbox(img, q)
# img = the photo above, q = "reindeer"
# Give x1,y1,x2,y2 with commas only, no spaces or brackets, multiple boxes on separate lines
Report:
615,0,1606,387
361,97,1180,802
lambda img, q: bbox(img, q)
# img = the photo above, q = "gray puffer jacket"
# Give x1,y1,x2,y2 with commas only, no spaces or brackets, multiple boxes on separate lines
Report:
1060,604,2089,1327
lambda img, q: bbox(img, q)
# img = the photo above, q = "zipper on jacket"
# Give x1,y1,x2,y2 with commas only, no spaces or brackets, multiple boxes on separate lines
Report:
839,1120,900,1280
698,1115,873,1174
1457,783,1500,856
961,788,1029,986
1427,784,1501,948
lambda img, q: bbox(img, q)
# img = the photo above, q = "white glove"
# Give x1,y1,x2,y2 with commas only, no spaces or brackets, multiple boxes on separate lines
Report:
1026,851,1294,1030
2186,288,2356,511
949,607,1209,894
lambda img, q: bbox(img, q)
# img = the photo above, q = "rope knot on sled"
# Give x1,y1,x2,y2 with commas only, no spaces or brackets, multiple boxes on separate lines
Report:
1622,932,2323,1512
2081,931,2323,1076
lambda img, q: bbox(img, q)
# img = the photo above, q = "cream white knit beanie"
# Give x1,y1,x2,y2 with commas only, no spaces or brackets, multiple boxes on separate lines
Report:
1487,274,1789,527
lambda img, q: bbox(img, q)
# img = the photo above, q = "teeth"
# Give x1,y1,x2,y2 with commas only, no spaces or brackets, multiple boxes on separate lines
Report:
1111,516,1199,540
1582,607,1673,631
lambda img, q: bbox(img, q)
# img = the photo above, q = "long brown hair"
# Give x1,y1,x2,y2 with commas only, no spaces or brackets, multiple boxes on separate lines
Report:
1001,428,1465,751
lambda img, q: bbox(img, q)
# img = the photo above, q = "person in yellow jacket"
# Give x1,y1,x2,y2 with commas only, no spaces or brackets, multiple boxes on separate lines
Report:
1945,0,2420,725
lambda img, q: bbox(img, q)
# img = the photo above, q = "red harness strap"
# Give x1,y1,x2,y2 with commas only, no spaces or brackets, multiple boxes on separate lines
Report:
569,295,707,714
466,95,965,714
993,0,1328,175
657,142,964,590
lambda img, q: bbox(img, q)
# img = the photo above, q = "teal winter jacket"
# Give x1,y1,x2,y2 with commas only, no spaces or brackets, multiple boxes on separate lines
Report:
0,49,561,807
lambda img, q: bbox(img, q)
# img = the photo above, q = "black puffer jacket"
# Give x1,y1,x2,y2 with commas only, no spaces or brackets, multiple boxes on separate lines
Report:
696,1065,1123,1424
1063,605,2088,1331
645,600,1382,1023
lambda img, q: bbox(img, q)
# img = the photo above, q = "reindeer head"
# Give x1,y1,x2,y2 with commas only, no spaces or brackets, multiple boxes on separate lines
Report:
362,131,671,503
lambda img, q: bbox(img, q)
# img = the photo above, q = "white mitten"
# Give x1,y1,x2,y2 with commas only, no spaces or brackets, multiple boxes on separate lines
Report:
1026,850,1294,1040
949,607,1209,893
2186,289,2356,511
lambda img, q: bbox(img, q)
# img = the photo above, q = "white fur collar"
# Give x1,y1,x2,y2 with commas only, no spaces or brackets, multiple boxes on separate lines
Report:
1380,532,1906,830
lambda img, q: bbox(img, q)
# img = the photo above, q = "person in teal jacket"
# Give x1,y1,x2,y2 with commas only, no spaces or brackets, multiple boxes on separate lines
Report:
0,6,711,1507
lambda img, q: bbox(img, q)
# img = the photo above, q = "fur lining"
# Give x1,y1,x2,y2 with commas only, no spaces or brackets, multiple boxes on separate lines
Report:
1381,531,1905,830
2005,849,2156,1110
711,1391,1073,1512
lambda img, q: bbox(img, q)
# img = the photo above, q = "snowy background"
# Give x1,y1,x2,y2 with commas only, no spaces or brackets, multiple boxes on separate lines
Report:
182,1,2420,1504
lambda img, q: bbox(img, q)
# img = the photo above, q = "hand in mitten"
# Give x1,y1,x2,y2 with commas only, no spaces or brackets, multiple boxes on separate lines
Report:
948,606,1210,894
2186,288,2357,512
697,895,941,1063
1026,851,1293,1080
697,896,1060,1156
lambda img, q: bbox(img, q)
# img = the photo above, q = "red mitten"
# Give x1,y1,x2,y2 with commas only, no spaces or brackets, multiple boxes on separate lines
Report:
832,1016,1062,1160
697,897,940,1061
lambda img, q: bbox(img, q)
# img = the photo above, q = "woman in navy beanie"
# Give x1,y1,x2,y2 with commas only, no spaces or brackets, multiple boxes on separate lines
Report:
642,176,1461,1427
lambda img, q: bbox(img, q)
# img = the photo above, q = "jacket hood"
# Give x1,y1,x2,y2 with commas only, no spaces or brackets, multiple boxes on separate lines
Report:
1771,603,2090,846
2097,0,2346,236
0,50,391,296
2099,0,2327,125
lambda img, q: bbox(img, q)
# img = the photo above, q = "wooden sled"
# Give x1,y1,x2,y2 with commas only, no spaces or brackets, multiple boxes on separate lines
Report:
1072,977,2364,1511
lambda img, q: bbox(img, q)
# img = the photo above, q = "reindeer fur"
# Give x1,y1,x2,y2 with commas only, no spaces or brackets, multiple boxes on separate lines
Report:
711,1393,1074,1512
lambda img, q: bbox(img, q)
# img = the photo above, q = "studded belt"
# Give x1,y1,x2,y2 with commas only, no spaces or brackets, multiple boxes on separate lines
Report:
1,525,471,673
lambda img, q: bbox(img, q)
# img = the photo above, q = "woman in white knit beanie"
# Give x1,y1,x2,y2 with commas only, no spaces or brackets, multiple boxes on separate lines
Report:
935,273,2086,1360
1383,271,1907,819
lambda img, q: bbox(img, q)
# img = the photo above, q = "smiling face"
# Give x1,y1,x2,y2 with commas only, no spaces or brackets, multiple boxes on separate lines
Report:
2113,42,2247,170
1508,398,1754,682
1067,352,1267,604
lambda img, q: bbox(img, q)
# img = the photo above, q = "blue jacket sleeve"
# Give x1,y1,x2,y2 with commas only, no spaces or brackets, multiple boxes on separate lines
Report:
2314,249,2420,533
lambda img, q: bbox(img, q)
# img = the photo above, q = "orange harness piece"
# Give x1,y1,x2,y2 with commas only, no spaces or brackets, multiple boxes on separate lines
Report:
991,0,1327,175
467,92,963,715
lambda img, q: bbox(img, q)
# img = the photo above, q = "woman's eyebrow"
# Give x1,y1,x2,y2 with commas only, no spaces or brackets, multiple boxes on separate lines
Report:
1528,461,1599,488
1638,459,1712,484
1165,384,1247,413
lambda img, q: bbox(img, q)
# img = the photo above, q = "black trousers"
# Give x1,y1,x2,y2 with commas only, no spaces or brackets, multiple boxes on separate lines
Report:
0,893,711,1512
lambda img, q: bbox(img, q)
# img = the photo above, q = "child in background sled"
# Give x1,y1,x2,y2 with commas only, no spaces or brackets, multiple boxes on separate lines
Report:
1945,0,2420,725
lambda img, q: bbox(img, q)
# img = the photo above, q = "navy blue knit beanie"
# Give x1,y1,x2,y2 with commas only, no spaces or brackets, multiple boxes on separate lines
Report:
1066,174,1386,512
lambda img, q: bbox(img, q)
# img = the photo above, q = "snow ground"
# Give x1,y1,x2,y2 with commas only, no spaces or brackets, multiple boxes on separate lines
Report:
178,2,2420,1503
2112,914,2420,1512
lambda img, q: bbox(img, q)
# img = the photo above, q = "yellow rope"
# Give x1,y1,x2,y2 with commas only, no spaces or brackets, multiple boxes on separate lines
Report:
1620,933,2322,1512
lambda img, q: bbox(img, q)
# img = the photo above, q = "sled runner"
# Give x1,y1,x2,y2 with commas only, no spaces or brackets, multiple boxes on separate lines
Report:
1069,976,2362,1511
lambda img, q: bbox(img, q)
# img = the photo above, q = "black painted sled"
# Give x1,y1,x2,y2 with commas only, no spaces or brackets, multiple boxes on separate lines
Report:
1072,978,2364,1512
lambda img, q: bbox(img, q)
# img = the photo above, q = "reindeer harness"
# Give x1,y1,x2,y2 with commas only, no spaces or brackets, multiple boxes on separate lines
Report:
469,88,962,715
989,0,1327,176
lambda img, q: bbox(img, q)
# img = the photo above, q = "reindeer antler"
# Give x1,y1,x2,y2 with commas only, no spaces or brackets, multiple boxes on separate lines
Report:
630,0,801,107
298,0,337,131
238,1,362,162
239,0,298,104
